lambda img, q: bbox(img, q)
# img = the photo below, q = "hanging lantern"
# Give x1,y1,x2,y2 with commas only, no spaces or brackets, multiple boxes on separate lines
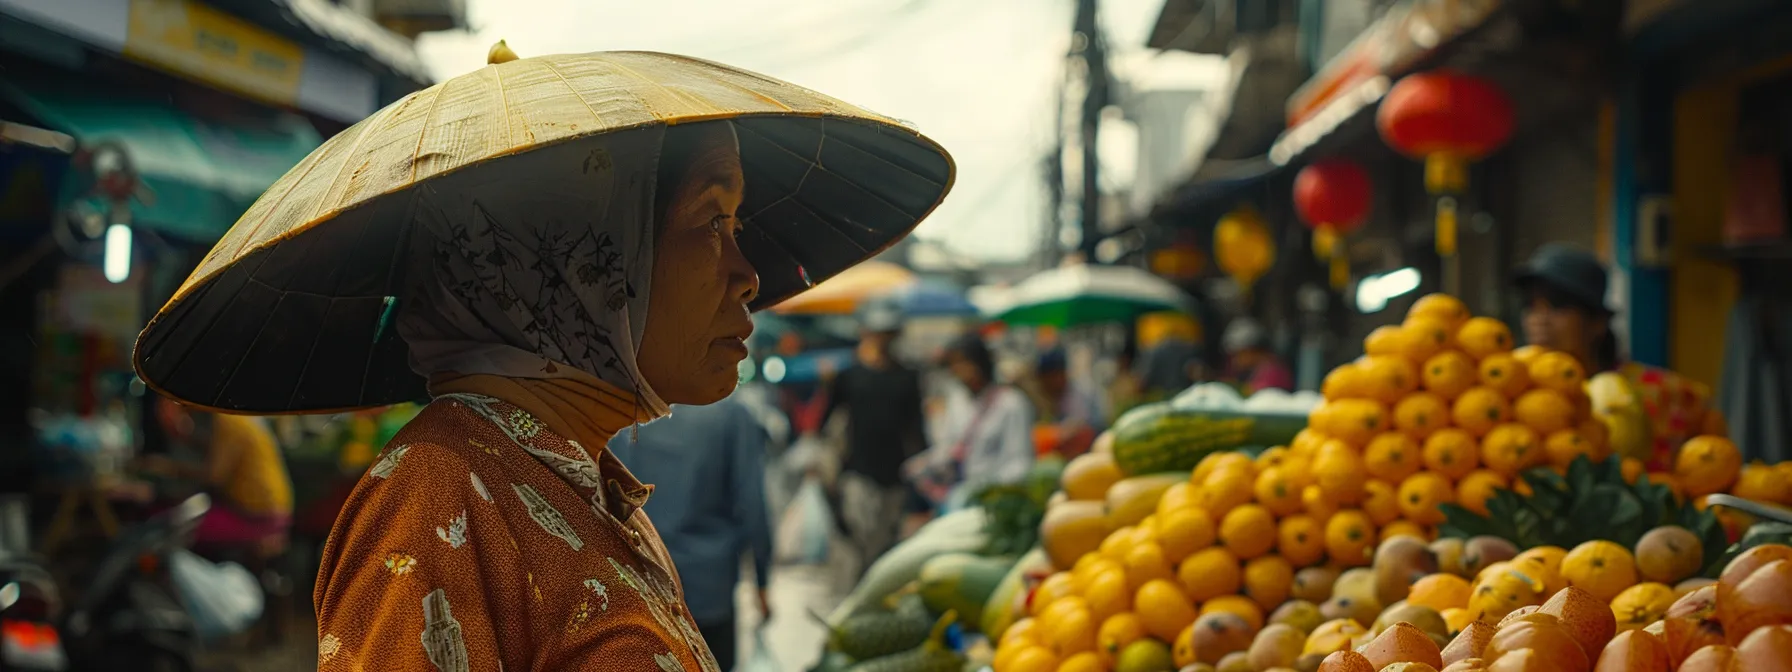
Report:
1293,158,1373,289
1214,206,1275,294
1149,242,1206,281
1375,70,1515,257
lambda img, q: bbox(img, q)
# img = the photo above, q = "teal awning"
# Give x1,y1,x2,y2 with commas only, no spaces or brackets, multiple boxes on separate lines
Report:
0,77,322,243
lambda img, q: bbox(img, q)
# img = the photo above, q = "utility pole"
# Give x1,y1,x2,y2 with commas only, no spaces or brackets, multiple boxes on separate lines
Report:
1073,0,1109,262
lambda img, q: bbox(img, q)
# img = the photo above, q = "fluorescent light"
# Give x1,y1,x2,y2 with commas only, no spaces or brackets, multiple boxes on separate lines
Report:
1355,266,1422,313
103,224,133,283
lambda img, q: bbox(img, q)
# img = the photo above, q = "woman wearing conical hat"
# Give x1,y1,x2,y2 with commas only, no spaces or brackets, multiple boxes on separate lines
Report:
133,43,953,671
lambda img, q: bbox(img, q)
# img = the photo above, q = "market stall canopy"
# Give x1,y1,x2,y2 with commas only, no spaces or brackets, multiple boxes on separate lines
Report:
133,50,955,414
995,264,1192,327
0,76,323,243
881,277,978,318
771,260,917,316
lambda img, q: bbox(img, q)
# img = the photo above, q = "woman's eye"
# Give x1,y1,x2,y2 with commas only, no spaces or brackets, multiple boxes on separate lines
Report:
711,215,741,238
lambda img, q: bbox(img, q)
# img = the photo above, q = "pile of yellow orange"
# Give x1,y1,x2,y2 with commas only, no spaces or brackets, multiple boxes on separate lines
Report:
1303,293,1610,544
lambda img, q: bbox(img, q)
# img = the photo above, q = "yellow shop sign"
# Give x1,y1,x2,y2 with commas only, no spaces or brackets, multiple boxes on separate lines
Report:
123,0,306,106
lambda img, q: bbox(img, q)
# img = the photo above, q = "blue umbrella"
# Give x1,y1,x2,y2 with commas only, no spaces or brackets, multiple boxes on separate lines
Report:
884,279,978,317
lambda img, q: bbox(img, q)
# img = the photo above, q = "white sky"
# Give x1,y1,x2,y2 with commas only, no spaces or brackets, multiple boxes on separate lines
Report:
417,0,1171,262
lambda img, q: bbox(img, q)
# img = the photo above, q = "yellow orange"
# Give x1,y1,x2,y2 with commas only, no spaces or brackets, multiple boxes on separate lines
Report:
1364,432,1425,484
1398,472,1457,526
1325,509,1377,567
1219,504,1277,560
1302,483,1339,521
1410,573,1474,612
1198,466,1256,516
1095,613,1146,666
1254,466,1306,517
1408,293,1471,328
1364,325,1410,357
1277,514,1326,568
1456,316,1514,359
1510,344,1546,364
1477,352,1531,398
1134,579,1199,643
1323,362,1373,401
1200,594,1267,632
1323,398,1392,447
1422,428,1481,480
1560,540,1638,603
1422,351,1479,399
1362,479,1403,526
1155,506,1215,562
1380,519,1429,544
1361,355,1421,405
1526,351,1587,394
1543,428,1599,470
1480,423,1542,476
1243,555,1295,612
1313,441,1368,505
1403,316,1457,361
1394,392,1451,440
1456,470,1509,517
1122,542,1176,593
1513,388,1576,435
1674,435,1743,497
1178,546,1242,602
1451,387,1513,437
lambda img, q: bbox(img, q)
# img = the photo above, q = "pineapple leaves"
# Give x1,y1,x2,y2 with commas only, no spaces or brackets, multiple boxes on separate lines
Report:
1439,455,1725,554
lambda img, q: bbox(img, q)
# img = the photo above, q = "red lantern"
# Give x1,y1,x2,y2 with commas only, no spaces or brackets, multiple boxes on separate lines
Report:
1376,70,1515,256
1293,159,1373,288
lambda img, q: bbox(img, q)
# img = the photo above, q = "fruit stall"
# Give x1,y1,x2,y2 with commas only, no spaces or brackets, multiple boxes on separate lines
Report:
809,293,1792,672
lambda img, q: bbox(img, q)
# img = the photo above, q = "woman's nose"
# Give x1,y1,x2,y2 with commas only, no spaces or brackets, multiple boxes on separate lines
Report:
723,233,759,304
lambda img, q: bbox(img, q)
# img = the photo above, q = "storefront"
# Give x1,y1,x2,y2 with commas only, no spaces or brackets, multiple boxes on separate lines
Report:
1612,0,1792,460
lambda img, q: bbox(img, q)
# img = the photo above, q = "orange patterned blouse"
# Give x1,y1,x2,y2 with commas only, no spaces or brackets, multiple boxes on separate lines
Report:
313,391,720,672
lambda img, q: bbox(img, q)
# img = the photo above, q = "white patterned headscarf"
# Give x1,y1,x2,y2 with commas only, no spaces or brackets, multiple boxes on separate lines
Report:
396,123,730,420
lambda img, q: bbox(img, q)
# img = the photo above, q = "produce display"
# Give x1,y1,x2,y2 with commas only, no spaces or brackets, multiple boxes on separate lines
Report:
982,294,1792,672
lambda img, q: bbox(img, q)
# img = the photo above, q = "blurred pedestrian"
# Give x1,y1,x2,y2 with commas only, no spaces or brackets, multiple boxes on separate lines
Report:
135,397,293,556
907,333,1034,520
1033,348,1104,455
815,300,927,571
608,395,773,672
1224,317,1293,394
1514,243,1721,468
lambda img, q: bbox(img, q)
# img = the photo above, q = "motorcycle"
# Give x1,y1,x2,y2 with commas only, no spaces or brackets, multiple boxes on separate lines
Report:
59,493,209,672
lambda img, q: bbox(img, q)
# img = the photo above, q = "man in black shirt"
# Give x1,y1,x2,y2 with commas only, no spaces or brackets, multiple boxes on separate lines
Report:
818,300,927,572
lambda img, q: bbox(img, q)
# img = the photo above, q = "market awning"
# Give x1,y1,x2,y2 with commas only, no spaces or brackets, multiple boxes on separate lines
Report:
0,76,322,242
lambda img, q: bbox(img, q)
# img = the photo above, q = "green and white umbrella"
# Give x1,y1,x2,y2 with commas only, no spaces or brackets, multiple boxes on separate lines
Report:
993,264,1192,327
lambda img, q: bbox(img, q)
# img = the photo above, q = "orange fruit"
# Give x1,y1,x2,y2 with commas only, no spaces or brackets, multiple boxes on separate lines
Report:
1156,480,1201,517
1256,446,1292,471
1394,392,1451,440
1451,387,1513,437
1365,325,1410,357
1198,467,1256,516
1560,540,1639,603
1318,650,1377,672
1526,351,1587,394
1477,352,1531,398
1291,428,1330,456
1380,519,1429,544
1254,466,1306,517
1200,594,1267,632
1422,351,1479,399
1156,506,1216,562
1071,555,1123,592
1512,388,1575,435
1325,509,1377,567
1123,542,1176,593
1030,573,1076,617
1673,435,1743,498
1055,651,1103,672
1323,363,1374,401
1041,602,1099,657
1403,316,1458,361
1362,355,1422,405
1360,621,1446,670
1179,546,1243,602
1134,579,1199,642
1422,428,1481,480
1193,452,1256,484
1610,582,1676,632
1081,568,1133,622
1243,555,1295,611
1410,573,1474,612
1313,441,1368,505
1004,645,1060,672
1399,472,1457,526
1409,293,1471,328
1455,316,1514,359
1480,423,1542,477
1597,629,1672,671
1483,617,1589,671
1095,612,1146,666
1510,344,1546,364
1303,483,1340,521
1061,451,1125,501
1324,399,1391,447
1733,461,1792,505
1737,625,1792,670
1620,457,1645,484
1544,428,1599,470
1511,546,1569,596
1220,504,1277,560
1364,432,1425,484
1362,479,1403,526
1539,585,1619,657
1278,514,1327,568
1456,470,1509,517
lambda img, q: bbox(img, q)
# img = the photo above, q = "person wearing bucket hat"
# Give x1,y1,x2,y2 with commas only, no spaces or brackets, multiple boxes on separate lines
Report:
129,46,953,671
1513,243,1723,470
812,296,926,578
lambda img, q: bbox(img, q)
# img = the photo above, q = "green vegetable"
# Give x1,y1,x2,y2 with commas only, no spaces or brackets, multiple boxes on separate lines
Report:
1708,520,1792,576
1109,402,1305,475
916,553,1013,628
973,484,1046,556
1440,455,1729,575
845,611,965,672
828,593,935,660
827,508,990,623
980,547,1051,639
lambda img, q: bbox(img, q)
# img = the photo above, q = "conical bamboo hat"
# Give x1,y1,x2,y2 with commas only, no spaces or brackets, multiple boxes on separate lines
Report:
134,48,955,414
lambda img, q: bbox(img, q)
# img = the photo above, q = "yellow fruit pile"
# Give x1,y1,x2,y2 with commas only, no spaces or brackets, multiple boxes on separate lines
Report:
1305,294,1609,544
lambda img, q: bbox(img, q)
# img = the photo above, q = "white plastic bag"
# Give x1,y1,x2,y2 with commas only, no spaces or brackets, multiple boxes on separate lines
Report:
739,627,780,672
774,477,831,565
167,548,264,640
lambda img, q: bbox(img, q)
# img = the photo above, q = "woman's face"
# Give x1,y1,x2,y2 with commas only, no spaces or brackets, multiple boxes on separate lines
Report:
947,354,984,390
1521,296,1593,353
637,126,759,405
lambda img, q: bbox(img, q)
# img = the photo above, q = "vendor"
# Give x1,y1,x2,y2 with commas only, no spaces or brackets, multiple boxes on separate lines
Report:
1224,318,1292,394
136,397,294,554
1513,243,1725,469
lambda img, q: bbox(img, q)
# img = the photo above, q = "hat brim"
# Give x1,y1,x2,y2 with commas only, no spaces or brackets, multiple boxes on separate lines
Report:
1512,270,1611,315
133,52,953,415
